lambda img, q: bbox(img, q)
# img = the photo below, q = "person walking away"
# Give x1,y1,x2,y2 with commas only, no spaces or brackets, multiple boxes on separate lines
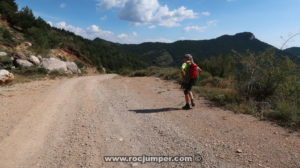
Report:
181,54,202,110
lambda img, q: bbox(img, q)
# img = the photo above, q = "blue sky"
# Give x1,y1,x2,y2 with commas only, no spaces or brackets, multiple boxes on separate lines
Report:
15,0,300,48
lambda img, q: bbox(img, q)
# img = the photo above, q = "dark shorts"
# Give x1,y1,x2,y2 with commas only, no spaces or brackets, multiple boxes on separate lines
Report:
183,78,196,95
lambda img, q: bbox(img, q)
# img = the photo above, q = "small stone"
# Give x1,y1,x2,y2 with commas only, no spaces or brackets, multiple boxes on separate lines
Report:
0,52,7,57
16,59,33,67
236,149,243,153
131,163,139,167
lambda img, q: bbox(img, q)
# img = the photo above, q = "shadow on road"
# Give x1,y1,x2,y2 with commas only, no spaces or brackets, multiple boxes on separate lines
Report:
129,108,181,114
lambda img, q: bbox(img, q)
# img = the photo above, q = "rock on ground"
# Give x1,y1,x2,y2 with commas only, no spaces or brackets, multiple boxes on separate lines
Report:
66,62,80,74
24,42,32,47
29,55,40,65
16,59,34,67
42,58,67,73
0,69,14,84
0,52,7,57
14,52,27,59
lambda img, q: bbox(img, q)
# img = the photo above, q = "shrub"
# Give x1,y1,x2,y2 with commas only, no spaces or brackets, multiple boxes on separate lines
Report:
198,71,212,81
130,69,148,77
74,60,85,69
2,29,13,41
12,67,47,75
200,54,235,78
235,49,285,101
129,66,181,81
0,56,13,68
48,70,68,78
273,102,300,127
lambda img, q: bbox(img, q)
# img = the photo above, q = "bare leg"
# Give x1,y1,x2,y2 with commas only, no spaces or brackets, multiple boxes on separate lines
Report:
189,91,195,106
188,91,194,100
185,94,189,104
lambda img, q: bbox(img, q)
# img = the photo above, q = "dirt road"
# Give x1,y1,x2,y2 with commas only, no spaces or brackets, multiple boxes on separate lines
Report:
0,75,299,168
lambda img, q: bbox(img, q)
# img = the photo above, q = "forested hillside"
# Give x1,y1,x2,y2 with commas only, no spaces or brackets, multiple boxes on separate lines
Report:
0,0,147,72
116,32,299,66
285,47,300,56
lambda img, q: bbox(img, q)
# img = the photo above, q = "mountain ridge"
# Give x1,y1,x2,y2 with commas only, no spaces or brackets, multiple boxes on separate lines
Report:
115,32,299,66
285,47,300,56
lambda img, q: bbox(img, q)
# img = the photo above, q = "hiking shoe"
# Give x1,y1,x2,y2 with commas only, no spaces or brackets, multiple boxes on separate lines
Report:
182,104,191,110
191,102,195,107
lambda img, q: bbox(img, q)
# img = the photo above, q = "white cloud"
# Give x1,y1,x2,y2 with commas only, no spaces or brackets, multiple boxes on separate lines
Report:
207,20,217,26
201,11,210,16
98,0,198,27
100,15,107,21
118,33,129,39
97,0,127,10
55,22,85,36
51,21,143,43
47,21,53,26
148,25,156,29
184,26,207,33
143,37,173,43
50,20,180,44
86,25,114,39
59,3,66,8
53,22,114,41
132,32,138,37
184,20,217,33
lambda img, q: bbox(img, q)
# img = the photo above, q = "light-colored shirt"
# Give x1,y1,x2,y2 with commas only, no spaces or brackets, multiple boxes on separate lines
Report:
181,62,188,70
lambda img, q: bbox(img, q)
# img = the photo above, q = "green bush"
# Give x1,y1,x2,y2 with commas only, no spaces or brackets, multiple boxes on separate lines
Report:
130,69,148,77
74,60,85,69
198,76,230,89
274,102,300,127
2,29,13,41
235,49,285,101
129,66,180,81
12,67,47,75
200,54,235,78
198,71,212,81
0,55,13,66
48,70,68,78
0,0,18,22
0,28,15,46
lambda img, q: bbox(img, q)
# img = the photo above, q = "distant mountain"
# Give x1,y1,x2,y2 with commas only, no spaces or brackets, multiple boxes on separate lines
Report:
285,47,300,56
116,32,298,66
283,47,300,64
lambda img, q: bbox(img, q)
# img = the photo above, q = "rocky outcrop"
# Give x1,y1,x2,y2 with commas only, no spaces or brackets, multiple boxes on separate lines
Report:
37,55,43,61
24,42,32,47
29,55,40,65
16,59,33,67
0,52,7,57
42,58,68,73
101,67,106,74
0,69,14,84
14,52,27,59
41,58,81,74
66,62,80,74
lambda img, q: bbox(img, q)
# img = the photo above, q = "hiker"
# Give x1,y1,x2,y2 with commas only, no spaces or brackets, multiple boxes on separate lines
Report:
181,54,202,110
